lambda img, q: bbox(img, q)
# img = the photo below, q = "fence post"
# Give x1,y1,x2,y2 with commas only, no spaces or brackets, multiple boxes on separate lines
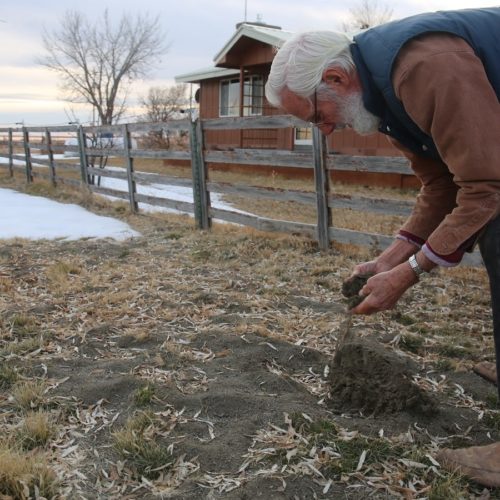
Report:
312,127,331,250
45,128,56,187
123,124,138,213
77,126,89,185
7,128,13,177
22,127,33,183
189,119,211,229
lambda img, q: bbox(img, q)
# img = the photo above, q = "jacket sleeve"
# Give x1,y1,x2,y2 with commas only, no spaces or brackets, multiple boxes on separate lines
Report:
388,139,459,249
392,34,500,266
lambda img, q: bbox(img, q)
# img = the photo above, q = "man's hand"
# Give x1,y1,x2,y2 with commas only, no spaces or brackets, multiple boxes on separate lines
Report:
351,258,391,277
350,238,423,280
350,261,419,314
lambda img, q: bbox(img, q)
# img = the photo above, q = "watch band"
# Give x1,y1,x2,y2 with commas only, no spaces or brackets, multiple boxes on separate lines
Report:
408,254,425,277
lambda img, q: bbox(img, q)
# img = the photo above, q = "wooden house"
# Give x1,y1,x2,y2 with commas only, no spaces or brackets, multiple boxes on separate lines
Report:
175,22,416,188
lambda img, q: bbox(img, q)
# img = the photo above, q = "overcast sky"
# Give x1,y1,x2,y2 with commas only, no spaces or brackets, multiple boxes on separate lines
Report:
1,0,498,126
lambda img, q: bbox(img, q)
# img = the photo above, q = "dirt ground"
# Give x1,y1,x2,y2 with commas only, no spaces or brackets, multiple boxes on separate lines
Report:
0,181,499,499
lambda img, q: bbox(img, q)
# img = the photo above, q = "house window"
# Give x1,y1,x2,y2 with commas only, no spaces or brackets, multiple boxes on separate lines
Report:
243,76,263,116
219,75,264,117
295,126,313,146
220,78,240,117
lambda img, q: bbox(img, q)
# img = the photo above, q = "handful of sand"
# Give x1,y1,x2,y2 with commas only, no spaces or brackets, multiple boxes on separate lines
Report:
341,273,373,309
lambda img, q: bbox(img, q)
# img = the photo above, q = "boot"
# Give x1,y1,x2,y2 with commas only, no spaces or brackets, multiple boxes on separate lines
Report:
473,361,497,386
437,442,500,487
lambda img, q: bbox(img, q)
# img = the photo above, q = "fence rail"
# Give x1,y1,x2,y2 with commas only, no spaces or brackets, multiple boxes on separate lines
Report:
0,117,482,266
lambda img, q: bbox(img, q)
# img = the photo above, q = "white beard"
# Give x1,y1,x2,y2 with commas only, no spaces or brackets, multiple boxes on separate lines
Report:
340,92,380,136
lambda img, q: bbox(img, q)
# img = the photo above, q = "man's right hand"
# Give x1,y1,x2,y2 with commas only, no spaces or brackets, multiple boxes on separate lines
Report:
349,238,423,281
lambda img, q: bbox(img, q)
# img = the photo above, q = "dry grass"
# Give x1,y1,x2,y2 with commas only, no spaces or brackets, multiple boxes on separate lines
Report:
11,380,48,412
0,444,59,499
0,364,19,389
0,171,496,498
221,192,407,234
1,336,44,357
46,261,82,283
133,384,156,406
427,472,469,500
112,412,174,479
9,313,37,333
17,411,57,450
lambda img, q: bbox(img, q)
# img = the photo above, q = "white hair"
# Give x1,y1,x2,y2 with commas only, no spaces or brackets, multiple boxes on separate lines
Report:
265,31,354,108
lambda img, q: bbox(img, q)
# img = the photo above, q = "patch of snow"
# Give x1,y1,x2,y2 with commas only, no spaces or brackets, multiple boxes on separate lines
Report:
0,188,140,241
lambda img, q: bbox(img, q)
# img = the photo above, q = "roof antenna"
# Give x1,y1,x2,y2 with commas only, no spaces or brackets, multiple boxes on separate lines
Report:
244,0,248,21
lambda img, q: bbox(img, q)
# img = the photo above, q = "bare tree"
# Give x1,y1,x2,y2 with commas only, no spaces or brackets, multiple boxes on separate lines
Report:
140,84,190,149
343,0,393,31
141,84,189,123
38,10,169,125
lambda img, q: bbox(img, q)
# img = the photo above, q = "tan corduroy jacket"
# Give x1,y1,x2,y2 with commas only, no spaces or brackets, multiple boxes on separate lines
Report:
390,33,500,266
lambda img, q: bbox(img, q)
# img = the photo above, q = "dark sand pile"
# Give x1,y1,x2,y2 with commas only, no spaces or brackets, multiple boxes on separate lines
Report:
329,339,439,416
333,273,438,416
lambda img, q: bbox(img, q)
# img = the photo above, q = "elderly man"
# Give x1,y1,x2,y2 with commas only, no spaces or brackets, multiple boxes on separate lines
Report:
265,7,500,487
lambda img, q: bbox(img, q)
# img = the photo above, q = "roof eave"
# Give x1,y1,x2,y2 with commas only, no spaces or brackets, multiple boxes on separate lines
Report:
213,25,291,66
174,67,240,83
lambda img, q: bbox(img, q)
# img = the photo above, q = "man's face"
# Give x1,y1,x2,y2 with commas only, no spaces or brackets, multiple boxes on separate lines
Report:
279,87,380,136
279,87,342,136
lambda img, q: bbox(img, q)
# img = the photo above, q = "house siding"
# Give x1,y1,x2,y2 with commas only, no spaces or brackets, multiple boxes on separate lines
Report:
201,72,284,150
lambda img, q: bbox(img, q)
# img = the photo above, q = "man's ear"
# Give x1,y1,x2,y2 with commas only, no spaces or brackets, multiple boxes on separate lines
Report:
321,67,352,93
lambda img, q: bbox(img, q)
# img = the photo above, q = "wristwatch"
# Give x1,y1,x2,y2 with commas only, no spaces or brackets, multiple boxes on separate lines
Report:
408,254,426,278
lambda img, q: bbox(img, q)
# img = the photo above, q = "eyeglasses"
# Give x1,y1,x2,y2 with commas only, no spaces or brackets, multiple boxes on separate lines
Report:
310,89,346,130
311,89,329,127
312,89,319,125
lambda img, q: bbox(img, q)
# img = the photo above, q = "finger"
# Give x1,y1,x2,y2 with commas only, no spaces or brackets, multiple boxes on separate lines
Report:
354,284,392,314
353,265,369,276
351,299,377,315
350,292,376,315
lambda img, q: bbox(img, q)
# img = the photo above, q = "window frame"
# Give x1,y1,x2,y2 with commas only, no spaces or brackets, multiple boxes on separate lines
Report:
294,126,313,146
219,74,264,118
219,78,240,117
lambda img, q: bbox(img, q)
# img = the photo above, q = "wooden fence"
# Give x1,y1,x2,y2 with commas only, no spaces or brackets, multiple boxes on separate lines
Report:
0,116,482,266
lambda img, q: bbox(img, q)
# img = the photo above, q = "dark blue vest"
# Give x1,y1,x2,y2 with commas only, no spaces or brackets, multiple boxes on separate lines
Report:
351,8,500,159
